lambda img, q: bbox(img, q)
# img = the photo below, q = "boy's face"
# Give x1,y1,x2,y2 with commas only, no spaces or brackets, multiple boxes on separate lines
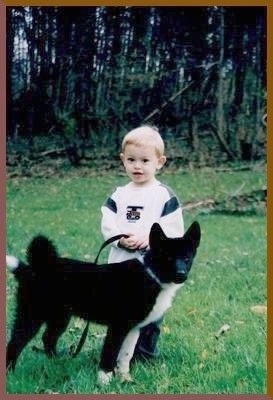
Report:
120,144,166,186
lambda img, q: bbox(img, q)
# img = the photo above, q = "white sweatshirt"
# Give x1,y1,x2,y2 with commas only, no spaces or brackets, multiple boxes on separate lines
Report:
101,180,184,263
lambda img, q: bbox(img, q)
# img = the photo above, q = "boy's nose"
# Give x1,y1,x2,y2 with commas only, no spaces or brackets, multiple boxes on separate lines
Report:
134,161,142,169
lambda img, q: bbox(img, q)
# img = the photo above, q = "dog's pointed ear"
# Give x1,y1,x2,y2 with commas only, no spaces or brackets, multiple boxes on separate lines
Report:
149,223,167,247
183,221,201,247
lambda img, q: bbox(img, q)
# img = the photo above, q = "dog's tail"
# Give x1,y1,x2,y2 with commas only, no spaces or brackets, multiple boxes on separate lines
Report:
6,255,21,272
26,235,58,269
7,235,58,274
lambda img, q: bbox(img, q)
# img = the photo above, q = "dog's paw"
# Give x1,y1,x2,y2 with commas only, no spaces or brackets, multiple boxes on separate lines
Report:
118,372,134,383
97,370,113,386
6,255,19,271
114,368,134,383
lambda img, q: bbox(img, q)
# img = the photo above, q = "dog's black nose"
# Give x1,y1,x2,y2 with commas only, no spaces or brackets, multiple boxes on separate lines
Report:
175,259,191,283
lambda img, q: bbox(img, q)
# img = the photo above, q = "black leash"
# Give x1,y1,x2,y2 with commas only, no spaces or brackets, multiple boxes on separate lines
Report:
94,233,129,264
72,233,128,358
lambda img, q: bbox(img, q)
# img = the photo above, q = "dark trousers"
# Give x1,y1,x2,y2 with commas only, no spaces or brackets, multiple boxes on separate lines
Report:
134,317,163,358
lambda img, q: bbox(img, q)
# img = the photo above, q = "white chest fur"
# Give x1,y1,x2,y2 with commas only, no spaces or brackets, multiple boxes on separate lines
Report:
137,282,183,329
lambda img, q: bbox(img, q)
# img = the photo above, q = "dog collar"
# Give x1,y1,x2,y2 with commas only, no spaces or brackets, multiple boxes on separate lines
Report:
144,266,162,287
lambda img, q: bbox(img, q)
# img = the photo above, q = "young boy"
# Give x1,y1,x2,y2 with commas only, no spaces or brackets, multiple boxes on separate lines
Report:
101,125,184,360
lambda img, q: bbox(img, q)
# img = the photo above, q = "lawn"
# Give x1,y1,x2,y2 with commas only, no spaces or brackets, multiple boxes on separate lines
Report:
6,166,267,394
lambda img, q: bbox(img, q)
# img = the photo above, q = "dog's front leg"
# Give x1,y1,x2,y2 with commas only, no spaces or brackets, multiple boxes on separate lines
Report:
97,325,133,386
115,326,140,382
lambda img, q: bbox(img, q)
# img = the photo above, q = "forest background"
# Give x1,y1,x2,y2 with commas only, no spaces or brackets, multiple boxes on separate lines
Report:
6,6,267,173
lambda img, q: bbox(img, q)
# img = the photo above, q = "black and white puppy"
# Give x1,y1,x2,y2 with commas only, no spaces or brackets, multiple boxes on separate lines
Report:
6,222,201,385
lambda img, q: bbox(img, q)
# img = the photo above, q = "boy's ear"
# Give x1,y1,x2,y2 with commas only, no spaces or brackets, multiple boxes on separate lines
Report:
120,153,125,163
157,155,167,170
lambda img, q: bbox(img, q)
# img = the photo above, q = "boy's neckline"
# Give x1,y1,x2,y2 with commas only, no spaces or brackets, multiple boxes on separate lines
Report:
127,178,160,189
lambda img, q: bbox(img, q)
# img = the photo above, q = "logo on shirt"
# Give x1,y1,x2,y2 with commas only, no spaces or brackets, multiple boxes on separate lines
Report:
126,206,143,222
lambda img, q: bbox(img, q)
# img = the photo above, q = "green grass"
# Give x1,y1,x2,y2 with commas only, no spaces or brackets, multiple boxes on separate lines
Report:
6,167,267,394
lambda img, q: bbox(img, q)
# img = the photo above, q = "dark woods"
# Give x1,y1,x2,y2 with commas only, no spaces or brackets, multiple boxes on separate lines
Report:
7,6,266,167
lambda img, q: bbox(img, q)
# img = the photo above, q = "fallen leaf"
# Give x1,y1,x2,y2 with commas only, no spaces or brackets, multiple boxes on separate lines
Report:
74,317,86,329
215,323,231,338
201,349,209,360
187,308,197,316
235,320,245,325
91,333,106,338
250,305,267,315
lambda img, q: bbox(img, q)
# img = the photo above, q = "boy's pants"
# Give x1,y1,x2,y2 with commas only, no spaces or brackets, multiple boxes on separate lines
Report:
134,317,163,359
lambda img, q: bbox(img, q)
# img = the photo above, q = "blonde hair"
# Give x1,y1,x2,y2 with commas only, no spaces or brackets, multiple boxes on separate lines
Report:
121,125,165,157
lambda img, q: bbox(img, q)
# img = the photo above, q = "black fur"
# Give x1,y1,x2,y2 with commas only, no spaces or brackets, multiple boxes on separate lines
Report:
6,222,201,383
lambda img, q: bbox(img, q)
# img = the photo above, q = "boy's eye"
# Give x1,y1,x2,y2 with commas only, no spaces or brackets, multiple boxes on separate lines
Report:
143,159,150,163
127,158,135,162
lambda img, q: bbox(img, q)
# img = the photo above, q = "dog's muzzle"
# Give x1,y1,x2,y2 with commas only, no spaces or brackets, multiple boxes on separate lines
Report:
174,258,191,283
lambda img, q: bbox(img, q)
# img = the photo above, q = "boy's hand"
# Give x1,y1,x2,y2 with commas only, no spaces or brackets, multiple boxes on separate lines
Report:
119,234,148,251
